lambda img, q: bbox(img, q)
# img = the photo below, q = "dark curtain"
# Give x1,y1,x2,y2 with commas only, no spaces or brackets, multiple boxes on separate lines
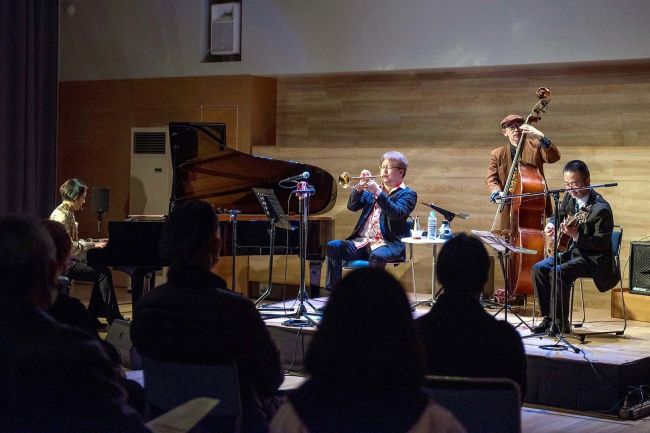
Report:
0,0,58,216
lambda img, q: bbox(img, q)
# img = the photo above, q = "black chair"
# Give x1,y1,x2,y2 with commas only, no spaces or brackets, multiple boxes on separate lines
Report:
570,225,627,342
141,356,242,433
423,375,521,433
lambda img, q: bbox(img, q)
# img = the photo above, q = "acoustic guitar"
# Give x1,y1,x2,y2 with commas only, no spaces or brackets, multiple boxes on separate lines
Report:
545,204,592,257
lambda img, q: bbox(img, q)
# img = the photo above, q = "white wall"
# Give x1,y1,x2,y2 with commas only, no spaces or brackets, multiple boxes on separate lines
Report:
59,0,650,81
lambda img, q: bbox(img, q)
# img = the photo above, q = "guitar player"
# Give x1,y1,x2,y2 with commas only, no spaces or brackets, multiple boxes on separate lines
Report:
531,160,620,336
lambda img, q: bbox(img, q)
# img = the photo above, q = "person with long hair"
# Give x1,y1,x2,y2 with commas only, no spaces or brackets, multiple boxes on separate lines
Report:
271,268,464,433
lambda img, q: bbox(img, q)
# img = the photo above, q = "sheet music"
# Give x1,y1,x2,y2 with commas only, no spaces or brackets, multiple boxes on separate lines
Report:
471,230,537,255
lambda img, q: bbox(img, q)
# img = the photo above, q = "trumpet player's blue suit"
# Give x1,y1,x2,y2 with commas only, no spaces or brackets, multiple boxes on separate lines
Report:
325,185,417,290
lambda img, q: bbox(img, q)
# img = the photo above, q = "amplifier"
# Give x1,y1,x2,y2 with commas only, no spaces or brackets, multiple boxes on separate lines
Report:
630,241,650,296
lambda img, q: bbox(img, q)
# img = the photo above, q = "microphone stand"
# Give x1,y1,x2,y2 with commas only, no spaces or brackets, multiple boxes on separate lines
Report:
283,181,321,327
421,202,470,236
96,210,106,239
227,209,240,291
500,183,618,352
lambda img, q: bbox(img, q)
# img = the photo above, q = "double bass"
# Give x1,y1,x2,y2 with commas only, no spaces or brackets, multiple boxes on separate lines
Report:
491,88,552,296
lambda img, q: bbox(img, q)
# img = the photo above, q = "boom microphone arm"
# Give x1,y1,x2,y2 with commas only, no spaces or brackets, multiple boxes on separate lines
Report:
421,202,470,222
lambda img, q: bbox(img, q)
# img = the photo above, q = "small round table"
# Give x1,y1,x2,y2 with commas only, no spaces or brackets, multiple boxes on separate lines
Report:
401,237,448,306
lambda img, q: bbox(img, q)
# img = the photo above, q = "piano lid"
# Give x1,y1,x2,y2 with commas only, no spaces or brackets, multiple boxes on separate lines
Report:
169,122,337,215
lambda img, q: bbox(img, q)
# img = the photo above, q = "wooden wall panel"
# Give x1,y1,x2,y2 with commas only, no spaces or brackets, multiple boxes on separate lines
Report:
253,59,650,307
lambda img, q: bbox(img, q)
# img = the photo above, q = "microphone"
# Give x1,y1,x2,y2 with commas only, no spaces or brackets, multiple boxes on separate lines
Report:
421,202,470,222
281,171,310,183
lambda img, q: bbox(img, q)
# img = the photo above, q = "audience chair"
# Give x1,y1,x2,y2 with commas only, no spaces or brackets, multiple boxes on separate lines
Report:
423,375,521,433
569,225,627,342
141,356,242,433
342,216,417,299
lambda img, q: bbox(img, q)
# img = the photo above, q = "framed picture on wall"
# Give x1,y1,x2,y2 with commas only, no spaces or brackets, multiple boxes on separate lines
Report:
204,0,242,62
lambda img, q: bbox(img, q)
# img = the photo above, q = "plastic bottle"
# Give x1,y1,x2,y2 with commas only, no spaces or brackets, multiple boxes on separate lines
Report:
427,211,437,239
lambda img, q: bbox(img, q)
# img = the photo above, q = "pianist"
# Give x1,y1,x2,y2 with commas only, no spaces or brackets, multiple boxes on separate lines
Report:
325,151,417,290
50,178,124,325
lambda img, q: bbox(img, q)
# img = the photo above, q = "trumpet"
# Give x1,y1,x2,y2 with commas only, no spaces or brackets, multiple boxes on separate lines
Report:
338,171,382,189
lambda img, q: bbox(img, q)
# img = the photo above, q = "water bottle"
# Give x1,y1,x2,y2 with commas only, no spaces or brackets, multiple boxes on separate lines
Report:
427,211,437,239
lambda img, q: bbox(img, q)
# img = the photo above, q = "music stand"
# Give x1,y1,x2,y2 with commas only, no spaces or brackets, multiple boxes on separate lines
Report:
252,188,293,311
472,230,534,330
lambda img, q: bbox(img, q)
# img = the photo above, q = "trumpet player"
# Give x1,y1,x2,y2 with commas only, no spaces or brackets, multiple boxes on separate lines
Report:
325,151,417,291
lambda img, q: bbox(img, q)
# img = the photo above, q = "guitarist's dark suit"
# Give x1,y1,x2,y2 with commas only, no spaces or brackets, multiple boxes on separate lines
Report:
532,188,620,328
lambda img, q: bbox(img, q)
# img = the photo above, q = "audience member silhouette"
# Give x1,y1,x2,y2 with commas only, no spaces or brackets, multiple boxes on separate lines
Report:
42,219,146,415
416,233,527,400
0,215,149,433
271,268,465,433
43,219,98,335
131,199,283,433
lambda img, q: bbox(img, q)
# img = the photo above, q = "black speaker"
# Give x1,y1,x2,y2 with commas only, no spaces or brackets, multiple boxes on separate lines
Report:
91,187,110,214
630,241,650,295
105,319,141,369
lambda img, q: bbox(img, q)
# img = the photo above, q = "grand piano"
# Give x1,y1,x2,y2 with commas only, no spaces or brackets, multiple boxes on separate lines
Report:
88,122,336,302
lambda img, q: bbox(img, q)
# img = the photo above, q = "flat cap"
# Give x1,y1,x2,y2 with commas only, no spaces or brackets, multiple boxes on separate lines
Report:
500,114,524,128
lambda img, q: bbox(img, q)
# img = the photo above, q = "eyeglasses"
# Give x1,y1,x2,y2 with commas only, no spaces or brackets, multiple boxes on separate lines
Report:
564,182,585,188
504,124,522,131
379,166,403,171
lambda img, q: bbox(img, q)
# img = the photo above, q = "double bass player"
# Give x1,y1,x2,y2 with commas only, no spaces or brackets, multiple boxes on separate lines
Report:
486,113,561,231
486,92,561,301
